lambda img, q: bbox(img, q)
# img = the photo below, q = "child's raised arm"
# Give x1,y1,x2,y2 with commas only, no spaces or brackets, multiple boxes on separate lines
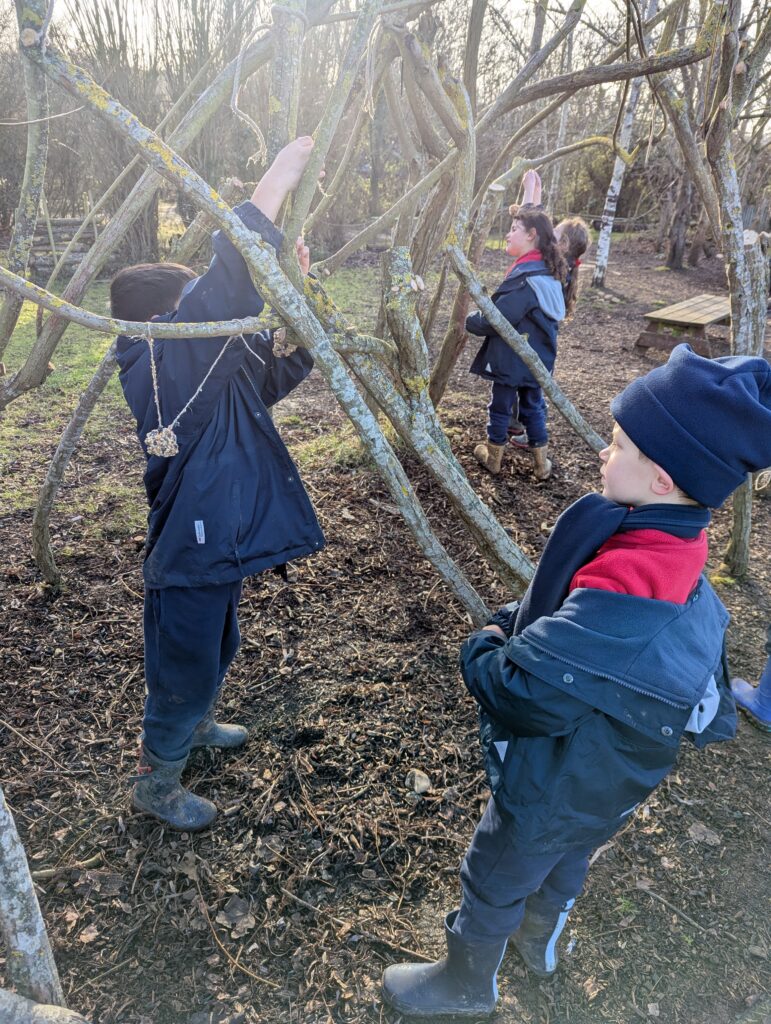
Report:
250,136,315,222
521,169,542,207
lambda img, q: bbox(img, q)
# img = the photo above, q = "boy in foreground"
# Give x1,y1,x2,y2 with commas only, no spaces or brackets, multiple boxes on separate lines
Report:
112,138,324,832
383,345,771,1017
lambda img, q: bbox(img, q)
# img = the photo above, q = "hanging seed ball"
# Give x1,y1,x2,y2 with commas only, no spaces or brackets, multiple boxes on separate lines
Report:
145,427,179,458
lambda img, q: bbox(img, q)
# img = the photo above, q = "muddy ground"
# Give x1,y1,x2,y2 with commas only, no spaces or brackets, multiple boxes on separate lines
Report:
1,239,770,1024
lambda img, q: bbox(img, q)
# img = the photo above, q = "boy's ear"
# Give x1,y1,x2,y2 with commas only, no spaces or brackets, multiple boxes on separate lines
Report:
650,463,676,497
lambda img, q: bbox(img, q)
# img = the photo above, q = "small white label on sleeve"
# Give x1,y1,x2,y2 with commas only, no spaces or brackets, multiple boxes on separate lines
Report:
494,741,508,762
195,520,205,544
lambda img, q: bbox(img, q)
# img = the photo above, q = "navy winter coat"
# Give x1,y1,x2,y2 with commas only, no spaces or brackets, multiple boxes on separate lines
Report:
467,260,565,389
116,202,325,589
460,580,735,854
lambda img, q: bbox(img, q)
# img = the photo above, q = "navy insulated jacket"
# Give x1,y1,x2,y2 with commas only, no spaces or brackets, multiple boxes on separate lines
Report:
460,580,735,853
467,260,565,389
116,202,325,588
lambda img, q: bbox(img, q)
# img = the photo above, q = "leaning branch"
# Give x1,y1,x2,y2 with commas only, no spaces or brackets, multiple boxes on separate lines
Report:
25,39,489,623
448,247,607,454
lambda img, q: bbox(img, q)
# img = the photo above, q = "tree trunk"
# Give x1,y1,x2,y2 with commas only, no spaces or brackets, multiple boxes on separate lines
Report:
266,0,306,163
591,21,651,288
0,787,64,1006
0,989,90,1024
0,1,49,359
666,174,692,269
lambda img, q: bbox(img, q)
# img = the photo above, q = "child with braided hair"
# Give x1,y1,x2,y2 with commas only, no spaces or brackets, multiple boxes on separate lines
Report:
467,194,567,481
506,170,591,454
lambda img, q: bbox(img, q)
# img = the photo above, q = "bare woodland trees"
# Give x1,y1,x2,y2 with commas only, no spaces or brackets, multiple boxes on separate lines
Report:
1,0,770,1015
0,3,767,599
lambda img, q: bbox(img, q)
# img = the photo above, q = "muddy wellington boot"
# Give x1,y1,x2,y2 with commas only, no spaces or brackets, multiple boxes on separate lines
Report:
473,441,505,475
381,911,507,1018
731,655,771,733
531,443,552,481
191,706,249,749
510,890,574,977
132,746,217,831
508,424,529,450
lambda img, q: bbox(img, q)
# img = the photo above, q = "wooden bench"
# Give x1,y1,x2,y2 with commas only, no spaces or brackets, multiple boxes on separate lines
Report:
636,293,731,358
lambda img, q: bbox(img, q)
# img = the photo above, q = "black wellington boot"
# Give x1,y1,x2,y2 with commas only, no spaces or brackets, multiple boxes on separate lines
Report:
510,891,574,977
381,911,507,1018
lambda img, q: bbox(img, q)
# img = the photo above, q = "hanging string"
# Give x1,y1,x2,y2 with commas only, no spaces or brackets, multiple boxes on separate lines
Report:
140,325,244,458
231,23,271,169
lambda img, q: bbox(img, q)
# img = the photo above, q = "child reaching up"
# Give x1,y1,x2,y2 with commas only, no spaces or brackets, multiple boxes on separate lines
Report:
467,196,566,481
111,137,324,832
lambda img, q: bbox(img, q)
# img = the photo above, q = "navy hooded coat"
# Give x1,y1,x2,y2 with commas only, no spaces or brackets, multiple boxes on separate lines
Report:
116,202,325,589
467,260,565,389
460,579,735,854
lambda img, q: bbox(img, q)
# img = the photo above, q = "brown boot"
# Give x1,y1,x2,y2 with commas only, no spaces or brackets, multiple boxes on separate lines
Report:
473,441,505,475
532,444,552,481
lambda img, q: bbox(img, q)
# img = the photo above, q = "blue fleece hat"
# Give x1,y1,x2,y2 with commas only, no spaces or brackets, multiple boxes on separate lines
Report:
611,344,771,507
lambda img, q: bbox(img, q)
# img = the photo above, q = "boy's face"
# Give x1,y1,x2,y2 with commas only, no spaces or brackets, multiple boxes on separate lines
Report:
599,424,667,506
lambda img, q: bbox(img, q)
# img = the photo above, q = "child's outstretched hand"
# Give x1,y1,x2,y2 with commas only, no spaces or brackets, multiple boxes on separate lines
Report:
269,136,315,192
522,169,542,207
296,236,310,277
250,137,315,222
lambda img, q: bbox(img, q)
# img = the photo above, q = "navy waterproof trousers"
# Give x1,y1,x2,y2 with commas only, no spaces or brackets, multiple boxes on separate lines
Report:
487,383,548,446
142,581,243,761
453,799,592,944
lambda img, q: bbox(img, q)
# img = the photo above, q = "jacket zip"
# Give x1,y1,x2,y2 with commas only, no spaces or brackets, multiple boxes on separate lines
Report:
524,638,689,710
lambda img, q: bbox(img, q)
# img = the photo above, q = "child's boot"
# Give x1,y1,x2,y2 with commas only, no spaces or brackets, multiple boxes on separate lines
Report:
474,441,505,475
508,423,529,450
531,443,552,481
191,706,248,749
731,656,771,733
381,911,506,1018
132,746,217,831
510,891,574,976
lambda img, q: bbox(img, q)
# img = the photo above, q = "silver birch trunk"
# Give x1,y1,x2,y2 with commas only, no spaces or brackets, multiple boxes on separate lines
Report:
592,76,645,286
0,1,49,358
0,787,64,1006
592,0,658,285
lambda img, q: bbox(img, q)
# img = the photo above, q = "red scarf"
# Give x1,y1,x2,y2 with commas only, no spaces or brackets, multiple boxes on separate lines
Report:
569,529,708,603
506,248,542,278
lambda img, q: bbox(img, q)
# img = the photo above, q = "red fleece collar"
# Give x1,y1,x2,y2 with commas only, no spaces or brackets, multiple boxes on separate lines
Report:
506,249,543,277
569,529,708,603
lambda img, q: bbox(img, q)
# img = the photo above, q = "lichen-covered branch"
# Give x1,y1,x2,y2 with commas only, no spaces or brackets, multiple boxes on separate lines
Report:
0,1,49,359
25,41,489,622
393,25,467,148
0,987,90,1024
267,0,307,162
0,786,64,1006
0,0,336,410
448,246,606,453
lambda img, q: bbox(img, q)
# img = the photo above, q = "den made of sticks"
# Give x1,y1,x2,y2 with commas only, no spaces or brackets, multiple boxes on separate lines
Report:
1,0,770,1022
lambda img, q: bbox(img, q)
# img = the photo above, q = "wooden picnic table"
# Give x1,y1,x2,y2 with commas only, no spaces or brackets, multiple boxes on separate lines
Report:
636,293,731,357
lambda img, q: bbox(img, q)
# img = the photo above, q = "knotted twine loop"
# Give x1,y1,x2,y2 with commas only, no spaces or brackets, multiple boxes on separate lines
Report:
141,324,247,458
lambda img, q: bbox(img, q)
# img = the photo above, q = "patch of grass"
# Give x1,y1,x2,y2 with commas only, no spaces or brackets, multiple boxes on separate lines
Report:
293,423,372,471
1,288,132,513
278,414,304,427
325,266,380,333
